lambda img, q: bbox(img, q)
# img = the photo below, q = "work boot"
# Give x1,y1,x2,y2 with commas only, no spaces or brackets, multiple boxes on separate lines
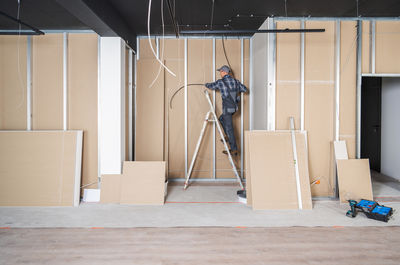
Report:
220,136,229,143
237,189,246,199
222,149,238,156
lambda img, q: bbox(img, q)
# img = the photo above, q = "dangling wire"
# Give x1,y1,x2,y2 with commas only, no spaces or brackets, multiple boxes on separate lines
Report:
147,0,176,77
221,35,235,78
148,0,166,88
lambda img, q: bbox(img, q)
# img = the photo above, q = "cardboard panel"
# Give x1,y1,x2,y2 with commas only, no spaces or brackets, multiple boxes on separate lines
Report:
0,131,82,206
361,21,371,73
334,140,349,160
120,161,165,205
100,174,121,203
276,21,301,130
337,159,373,203
188,39,213,178
376,21,400,73
305,21,335,197
32,34,63,129
215,39,241,178
339,21,357,159
68,33,98,189
0,36,27,129
248,131,312,210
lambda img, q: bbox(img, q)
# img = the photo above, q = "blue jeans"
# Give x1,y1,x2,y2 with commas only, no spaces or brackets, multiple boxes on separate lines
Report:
219,112,237,151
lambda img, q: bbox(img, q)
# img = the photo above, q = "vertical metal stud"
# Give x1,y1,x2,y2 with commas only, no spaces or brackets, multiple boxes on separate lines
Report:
335,20,341,142
370,20,376,74
249,38,253,130
300,20,305,131
156,37,159,59
356,20,362,159
26,35,32,131
212,38,216,179
184,38,188,177
136,37,140,60
267,17,276,131
134,50,137,161
63,32,68,131
97,35,102,187
128,48,133,161
240,38,244,179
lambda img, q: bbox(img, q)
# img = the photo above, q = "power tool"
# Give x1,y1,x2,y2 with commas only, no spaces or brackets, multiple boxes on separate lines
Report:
346,199,393,222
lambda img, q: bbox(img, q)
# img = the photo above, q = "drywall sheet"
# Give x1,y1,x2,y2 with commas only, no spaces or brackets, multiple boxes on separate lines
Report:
339,21,357,159
361,21,371,73
187,39,213,178
248,131,312,210
215,39,242,178
164,39,185,178
276,21,301,130
337,159,373,203
0,131,82,206
100,174,121,203
305,21,335,197
68,33,99,190
334,141,349,160
376,21,400,73
120,161,165,205
0,36,27,130
32,34,63,129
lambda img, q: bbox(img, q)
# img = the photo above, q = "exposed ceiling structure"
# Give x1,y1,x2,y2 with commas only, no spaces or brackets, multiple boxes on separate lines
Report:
1,0,400,48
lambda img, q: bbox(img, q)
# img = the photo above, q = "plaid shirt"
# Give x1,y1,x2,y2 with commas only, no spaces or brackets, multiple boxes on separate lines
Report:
205,75,248,113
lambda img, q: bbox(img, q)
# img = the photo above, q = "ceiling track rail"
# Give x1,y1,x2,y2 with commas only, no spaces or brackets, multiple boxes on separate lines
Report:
180,29,325,34
0,10,44,35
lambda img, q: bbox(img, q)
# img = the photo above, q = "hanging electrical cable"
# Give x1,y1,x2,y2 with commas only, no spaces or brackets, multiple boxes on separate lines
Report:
147,0,176,77
221,36,235,78
148,0,166,88
169,83,205,108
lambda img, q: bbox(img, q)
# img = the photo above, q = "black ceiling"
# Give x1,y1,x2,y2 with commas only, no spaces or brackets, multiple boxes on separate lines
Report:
1,0,400,46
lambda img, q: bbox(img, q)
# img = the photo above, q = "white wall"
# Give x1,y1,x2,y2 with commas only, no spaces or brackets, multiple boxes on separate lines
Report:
99,37,126,175
381,78,400,180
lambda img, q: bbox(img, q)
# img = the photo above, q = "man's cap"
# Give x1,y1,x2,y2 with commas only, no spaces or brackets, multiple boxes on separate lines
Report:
217,65,230,73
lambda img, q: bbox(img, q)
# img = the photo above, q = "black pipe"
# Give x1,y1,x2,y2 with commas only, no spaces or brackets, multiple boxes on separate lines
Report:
180,28,325,34
0,11,44,35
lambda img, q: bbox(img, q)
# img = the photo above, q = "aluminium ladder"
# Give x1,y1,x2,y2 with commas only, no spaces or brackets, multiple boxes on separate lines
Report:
184,89,244,190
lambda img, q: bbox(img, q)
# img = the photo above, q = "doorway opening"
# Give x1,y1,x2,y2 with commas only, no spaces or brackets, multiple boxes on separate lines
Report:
361,77,400,199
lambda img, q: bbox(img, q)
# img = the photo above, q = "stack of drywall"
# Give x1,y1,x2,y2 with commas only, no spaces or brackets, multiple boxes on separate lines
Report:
0,131,83,206
101,161,166,205
334,141,373,203
245,131,312,210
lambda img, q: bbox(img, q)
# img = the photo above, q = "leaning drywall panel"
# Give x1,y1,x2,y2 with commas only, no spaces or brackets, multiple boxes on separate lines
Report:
120,161,165,205
215,39,241,178
248,131,312,210
361,21,370,74
68,33,99,189
0,131,82,206
0,36,27,130
165,39,185,178
337,159,373,203
305,21,335,197
187,39,213,178
376,21,400,74
32,34,63,129
339,21,357,159
276,21,301,130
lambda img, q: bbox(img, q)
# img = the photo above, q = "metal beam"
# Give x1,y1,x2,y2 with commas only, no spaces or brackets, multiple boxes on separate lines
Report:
181,29,325,35
356,20,362,159
56,0,137,50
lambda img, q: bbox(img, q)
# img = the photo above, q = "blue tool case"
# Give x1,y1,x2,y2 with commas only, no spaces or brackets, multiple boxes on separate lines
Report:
356,199,393,222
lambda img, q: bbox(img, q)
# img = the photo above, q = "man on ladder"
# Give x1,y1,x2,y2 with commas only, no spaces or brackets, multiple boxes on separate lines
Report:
205,65,248,156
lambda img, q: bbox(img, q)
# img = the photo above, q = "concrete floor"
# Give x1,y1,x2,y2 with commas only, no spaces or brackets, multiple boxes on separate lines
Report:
0,181,398,228
1,227,400,265
372,170,400,199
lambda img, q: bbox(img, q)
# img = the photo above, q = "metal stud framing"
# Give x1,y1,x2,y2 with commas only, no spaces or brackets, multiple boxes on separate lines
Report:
240,38,244,179
184,37,188,177
26,36,32,131
212,38,216,179
356,20,362,159
128,48,133,161
267,17,276,131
